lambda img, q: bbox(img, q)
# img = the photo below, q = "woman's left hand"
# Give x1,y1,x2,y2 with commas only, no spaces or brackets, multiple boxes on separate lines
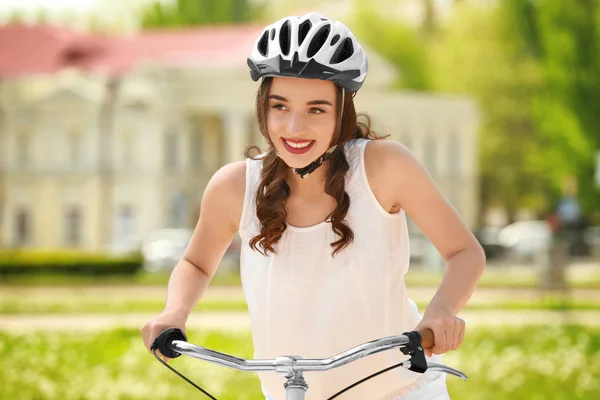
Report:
415,306,466,357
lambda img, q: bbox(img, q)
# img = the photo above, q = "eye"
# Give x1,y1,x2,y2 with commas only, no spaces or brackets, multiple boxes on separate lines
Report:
271,103,288,111
309,107,325,114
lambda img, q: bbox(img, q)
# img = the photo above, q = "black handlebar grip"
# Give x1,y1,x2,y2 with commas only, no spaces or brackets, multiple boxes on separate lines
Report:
150,328,188,359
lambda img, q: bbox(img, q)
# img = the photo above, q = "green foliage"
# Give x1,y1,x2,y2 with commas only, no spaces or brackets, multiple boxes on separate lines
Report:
0,326,598,399
350,2,432,90
430,3,554,218
0,329,261,400
0,293,249,314
140,0,263,29
34,8,50,25
504,0,600,216
350,0,599,221
3,295,600,315
445,325,600,399
431,1,600,220
6,10,25,24
2,265,600,288
0,250,143,277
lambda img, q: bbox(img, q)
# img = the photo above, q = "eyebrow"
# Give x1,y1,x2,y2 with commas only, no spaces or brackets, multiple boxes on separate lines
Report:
268,94,333,106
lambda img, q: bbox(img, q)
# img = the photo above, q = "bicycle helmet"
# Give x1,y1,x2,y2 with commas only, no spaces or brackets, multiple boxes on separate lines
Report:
247,12,368,93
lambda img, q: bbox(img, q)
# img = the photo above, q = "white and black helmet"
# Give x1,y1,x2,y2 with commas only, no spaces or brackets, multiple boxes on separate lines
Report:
247,12,368,92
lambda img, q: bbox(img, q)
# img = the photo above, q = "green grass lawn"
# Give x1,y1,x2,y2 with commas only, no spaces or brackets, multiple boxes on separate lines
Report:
0,325,598,400
2,296,599,314
2,263,599,288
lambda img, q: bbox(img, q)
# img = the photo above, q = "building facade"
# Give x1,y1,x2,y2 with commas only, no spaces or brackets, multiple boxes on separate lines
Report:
0,24,479,252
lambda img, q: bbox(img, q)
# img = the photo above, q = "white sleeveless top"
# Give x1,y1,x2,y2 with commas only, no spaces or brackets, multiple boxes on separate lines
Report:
239,138,430,400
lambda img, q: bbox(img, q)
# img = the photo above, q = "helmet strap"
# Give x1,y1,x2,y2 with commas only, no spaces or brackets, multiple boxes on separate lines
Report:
292,145,338,179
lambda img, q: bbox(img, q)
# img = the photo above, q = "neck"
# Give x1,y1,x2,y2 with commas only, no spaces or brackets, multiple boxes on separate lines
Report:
286,160,330,196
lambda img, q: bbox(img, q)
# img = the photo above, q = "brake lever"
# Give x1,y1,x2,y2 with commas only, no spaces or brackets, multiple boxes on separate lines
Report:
400,331,428,373
427,362,468,381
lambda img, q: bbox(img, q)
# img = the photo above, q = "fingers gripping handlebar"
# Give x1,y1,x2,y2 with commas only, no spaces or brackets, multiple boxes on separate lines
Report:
151,328,187,359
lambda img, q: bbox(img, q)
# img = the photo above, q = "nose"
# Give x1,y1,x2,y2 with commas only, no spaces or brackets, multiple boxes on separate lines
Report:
287,112,308,137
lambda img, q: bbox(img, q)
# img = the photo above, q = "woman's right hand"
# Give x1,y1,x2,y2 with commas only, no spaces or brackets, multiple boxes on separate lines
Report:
140,309,188,363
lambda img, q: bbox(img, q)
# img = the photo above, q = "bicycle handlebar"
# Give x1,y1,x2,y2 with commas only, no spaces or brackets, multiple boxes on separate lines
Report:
151,327,467,380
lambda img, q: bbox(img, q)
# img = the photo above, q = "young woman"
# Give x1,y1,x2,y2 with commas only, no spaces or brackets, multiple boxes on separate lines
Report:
141,12,485,400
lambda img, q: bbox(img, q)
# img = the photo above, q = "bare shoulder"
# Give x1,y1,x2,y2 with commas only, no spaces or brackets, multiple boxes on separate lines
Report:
364,139,426,182
202,160,247,229
363,139,421,209
364,139,413,169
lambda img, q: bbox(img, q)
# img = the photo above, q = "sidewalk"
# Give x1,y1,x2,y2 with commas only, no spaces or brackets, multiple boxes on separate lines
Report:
3,309,599,332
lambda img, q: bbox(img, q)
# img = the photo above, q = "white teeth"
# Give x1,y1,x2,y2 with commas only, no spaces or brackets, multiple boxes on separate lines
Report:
285,140,313,149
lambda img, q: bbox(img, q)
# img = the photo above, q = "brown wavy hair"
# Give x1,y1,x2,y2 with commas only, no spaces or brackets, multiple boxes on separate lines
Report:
244,77,388,257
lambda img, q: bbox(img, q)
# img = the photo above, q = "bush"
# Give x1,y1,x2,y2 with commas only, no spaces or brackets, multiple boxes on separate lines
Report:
0,250,143,277
0,325,598,399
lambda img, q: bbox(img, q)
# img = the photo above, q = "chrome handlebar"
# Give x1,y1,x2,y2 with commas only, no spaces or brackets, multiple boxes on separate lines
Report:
156,329,468,381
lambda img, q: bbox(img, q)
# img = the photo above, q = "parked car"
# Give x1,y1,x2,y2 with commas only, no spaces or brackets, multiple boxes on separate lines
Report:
141,229,193,272
475,226,505,260
497,220,552,261
141,228,242,273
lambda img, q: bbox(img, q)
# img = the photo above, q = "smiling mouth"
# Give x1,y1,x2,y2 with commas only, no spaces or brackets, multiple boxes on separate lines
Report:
281,138,315,154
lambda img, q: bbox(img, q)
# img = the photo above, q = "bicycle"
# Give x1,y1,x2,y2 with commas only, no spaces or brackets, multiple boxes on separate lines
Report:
151,327,467,400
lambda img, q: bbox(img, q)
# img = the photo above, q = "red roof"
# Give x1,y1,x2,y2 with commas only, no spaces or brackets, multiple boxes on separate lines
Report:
0,23,263,78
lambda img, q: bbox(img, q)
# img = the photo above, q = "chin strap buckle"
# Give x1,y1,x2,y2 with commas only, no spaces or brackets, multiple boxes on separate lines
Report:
293,145,338,178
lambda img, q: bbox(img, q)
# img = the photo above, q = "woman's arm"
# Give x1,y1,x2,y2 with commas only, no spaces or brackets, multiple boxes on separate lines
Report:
163,160,247,317
365,140,486,355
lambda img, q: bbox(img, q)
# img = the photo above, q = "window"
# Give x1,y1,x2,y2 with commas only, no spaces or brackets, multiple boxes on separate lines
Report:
0,108,6,169
116,204,135,244
14,207,31,246
0,206,4,245
65,205,82,246
169,191,188,228
447,132,461,177
423,134,437,178
164,127,178,170
400,128,412,150
121,129,135,169
447,132,462,216
189,118,203,171
16,129,31,168
68,127,82,168
247,114,262,147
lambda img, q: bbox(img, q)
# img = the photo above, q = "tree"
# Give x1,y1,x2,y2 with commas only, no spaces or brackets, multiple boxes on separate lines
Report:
350,1,432,90
35,8,50,25
7,10,25,24
140,0,263,29
505,0,600,219
431,3,555,224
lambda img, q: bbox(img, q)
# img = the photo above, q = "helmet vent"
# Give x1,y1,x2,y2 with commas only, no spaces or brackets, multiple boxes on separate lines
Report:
298,20,312,46
279,20,291,55
306,24,331,58
257,30,269,57
330,37,354,64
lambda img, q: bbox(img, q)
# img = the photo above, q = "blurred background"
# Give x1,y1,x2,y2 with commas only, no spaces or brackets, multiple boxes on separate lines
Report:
0,0,599,399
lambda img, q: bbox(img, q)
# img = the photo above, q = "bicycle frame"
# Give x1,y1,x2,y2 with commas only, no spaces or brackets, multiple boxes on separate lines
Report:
152,328,467,400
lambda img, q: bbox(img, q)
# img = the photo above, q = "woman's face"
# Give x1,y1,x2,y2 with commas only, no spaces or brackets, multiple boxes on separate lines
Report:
267,77,338,169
